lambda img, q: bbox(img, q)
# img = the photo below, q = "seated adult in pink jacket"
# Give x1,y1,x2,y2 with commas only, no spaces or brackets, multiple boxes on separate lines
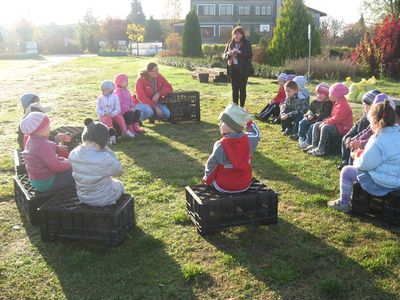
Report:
21,112,74,192
309,83,353,156
132,62,173,123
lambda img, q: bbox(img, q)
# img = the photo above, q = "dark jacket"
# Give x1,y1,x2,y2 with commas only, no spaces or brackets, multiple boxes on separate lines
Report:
223,38,253,78
345,113,370,138
306,99,333,123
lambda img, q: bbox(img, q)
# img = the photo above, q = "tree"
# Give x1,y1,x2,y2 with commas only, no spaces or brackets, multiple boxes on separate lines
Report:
338,15,367,47
100,18,128,50
0,30,5,52
362,0,400,23
320,16,344,46
267,0,321,66
77,9,100,52
182,10,203,57
162,0,182,20
15,19,34,51
165,32,182,56
144,17,163,41
127,23,144,55
127,0,146,25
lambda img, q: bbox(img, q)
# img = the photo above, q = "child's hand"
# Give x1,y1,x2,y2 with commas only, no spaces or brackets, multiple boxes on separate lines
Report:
281,114,287,120
55,133,71,143
152,93,160,103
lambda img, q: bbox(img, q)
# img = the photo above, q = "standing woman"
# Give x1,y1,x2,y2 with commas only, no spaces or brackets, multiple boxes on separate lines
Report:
223,26,254,108
132,62,173,123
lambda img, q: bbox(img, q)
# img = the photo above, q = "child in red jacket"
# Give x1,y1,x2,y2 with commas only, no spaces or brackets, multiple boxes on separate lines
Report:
203,103,260,193
308,83,353,156
21,112,74,192
255,72,287,123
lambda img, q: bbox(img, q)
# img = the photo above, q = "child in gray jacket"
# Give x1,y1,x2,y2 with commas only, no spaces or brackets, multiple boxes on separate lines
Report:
69,118,124,206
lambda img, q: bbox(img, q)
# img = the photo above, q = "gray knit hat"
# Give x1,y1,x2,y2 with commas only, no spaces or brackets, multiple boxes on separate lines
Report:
100,80,115,92
219,103,252,133
82,118,109,149
362,90,381,105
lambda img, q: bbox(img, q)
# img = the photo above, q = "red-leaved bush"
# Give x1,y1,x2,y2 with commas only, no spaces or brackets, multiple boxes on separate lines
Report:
351,14,400,78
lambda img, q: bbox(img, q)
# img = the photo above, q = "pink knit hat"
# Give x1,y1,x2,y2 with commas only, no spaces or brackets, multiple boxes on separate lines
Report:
329,83,349,100
315,82,330,96
114,73,128,88
20,112,50,135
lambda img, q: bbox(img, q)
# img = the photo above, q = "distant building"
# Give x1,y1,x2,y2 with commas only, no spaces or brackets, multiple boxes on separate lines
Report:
179,0,326,43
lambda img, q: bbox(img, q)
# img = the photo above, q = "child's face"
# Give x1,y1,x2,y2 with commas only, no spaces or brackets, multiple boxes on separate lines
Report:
102,88,112,96
219,121,233,135
284,87,297,98
317,92,328,101
38,126,51,138
121,80,129,88
363,103,371,113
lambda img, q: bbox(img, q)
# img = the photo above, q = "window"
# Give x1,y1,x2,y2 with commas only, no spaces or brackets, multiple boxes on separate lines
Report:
255,5,272,15
197,4,215,16
238,5,250,15
219,25,233,37
260,24,271,32
200,26,215,38
219,4,233,16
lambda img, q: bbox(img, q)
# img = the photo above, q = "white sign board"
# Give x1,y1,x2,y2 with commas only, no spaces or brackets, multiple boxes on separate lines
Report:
132,42,163,55
26,42,38,54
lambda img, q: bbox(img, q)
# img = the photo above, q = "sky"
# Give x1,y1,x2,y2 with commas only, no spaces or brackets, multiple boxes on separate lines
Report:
0,0,362,27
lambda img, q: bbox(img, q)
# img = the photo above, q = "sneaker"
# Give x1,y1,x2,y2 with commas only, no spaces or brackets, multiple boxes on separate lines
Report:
109,135,117,145
298,141,310,149
290,134,299,140
310,148,325,156
125,130,136,138
337,162,347,171
132,122,145,134
282,129,292,136
304,145,314,152
327,199,350,213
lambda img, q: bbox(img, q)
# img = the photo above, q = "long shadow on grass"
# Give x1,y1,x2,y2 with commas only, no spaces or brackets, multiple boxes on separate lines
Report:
206,220,396,299
118,132,206,187
152,122,331,196
25,226,195,299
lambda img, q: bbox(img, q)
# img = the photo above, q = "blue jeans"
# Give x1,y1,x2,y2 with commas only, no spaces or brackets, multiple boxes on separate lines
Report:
312,122,339,151
135,103,170,121
298,118,316,144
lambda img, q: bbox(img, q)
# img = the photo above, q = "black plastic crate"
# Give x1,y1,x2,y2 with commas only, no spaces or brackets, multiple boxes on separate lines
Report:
49,126,83,151
325,134,342,155
185,178,278,235
164,92,200,123
38,193,135,245
13,149,26,175
351,183,400,225
13,174,74,225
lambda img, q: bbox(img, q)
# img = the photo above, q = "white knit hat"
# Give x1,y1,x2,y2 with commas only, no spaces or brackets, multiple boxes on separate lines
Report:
219,103,252,133
277,73,288,82
20,112,50,135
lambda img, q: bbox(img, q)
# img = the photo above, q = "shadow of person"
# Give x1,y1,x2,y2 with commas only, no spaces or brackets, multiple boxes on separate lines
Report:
150,120,220,155
203,219,397,299
117,133,206,187
24,224,195,299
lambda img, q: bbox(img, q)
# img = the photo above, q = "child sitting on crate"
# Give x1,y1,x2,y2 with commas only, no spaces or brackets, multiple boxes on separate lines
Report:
203,103,260,193
297,83,333,149
96,80,135,145
307,83,353,156
328,97,400,213
20,112,74,192
280,80,308,136
69,118,124,206
114,73,144,135
337,90,380,169
255,72,288,123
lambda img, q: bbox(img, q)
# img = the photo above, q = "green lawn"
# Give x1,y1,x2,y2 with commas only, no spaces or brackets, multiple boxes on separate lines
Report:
0,56,399,299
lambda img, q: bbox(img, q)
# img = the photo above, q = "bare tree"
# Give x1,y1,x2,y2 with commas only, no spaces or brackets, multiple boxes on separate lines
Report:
362,0,400,23
163,0,182,20
320,16,344,46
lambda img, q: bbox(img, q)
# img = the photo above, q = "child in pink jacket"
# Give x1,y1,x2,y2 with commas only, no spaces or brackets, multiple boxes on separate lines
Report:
309,83,353,156
21,112,74,192
114,73,144,134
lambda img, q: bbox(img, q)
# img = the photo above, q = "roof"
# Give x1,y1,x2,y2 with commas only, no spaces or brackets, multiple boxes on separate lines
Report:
307,6,327,17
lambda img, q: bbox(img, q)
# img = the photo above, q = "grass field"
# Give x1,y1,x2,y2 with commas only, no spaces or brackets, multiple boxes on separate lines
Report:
0,55,399,299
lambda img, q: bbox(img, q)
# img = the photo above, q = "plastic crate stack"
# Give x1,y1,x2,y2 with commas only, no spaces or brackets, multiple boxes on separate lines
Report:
351,183,400,226
38,192,135,245
185,178,278,235
164,92,201,123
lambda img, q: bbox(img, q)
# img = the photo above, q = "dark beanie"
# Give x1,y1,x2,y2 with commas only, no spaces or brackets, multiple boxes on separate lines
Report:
362,89,381,105
82,118,109,149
